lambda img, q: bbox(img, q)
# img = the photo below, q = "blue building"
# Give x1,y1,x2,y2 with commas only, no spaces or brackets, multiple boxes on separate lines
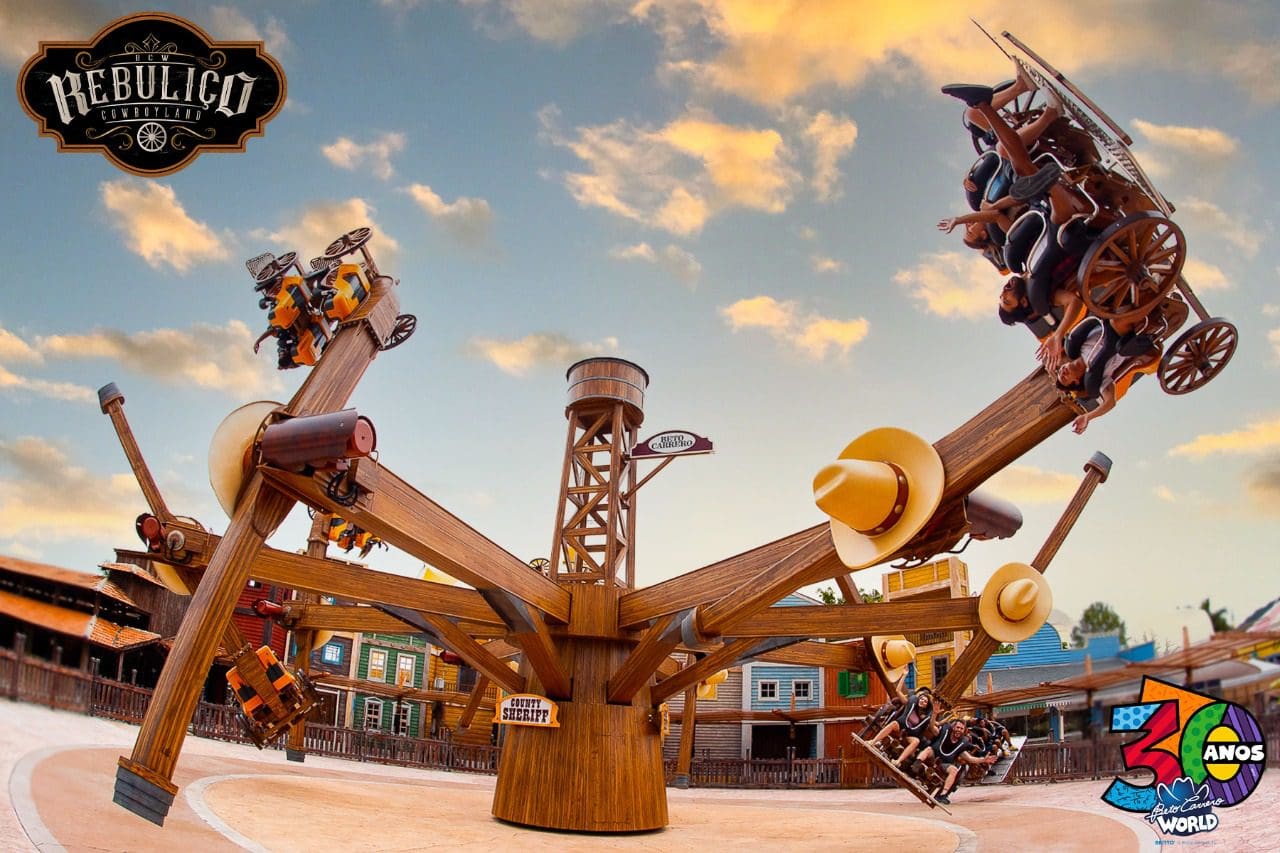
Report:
741,592,823,759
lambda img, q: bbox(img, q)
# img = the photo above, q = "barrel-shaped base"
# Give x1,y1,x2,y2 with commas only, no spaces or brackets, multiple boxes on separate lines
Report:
491,640,667,832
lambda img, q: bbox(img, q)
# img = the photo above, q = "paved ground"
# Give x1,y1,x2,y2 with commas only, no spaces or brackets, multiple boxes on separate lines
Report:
3,701,1276,851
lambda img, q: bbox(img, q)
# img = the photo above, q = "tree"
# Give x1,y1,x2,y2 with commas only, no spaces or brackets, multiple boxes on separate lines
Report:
1072,601,1128,647
1199,598,1233,632
815,586,883,605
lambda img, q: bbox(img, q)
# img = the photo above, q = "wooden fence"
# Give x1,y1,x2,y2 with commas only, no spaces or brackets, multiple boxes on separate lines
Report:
8,648,1280,789
1,648,499,775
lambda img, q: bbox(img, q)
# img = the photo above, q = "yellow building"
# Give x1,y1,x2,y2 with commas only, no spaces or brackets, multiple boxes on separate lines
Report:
881,556,972,694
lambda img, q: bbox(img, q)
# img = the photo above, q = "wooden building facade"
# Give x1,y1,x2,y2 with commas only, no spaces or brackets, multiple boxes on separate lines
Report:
882,556,971,693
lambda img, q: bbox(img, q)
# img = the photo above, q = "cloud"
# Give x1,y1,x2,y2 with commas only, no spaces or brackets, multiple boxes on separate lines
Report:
633,1,1280,107
802,110,857,200
1248,457,1280,515
540,106,800,235
100,180,230,273
0,365,94,403
321,132,407,180
0,0,108,68
403,184,494,247
1169,416,1280,458
0,437,141,543
1153,485,1176,502
36,320,282,396
811,255,844,274
260,198,399,264
1264,304,1280,317
894,251,997,320
459,0,633,45
720,295,868,360
1180,257,1231,291
466,333,619,376
1131,119,1240,159
984,465,1080,504
1179,197,1264,259
0,328,42,364
609,242,702,285
208,5,291,54
1270,328,1280,363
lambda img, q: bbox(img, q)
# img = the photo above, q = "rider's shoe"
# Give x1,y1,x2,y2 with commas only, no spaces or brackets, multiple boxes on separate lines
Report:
1010,161,1062,201
941,84,995,107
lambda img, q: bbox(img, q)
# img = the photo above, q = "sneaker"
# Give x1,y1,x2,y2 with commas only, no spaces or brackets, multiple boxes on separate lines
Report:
941,84,995,108
935,794,951,805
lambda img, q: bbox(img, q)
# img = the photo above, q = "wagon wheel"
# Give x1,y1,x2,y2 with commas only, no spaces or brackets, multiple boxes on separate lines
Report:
1077,212,1185,322
322,226,374,261
379,314,417,351
1158,318,1237,395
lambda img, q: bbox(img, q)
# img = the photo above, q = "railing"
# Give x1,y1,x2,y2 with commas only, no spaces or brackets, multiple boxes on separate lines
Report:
666,751,844,788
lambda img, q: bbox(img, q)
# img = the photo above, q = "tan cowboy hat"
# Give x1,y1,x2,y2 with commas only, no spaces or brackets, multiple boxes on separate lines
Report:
813,427,945,568
870,635,917,683
979,562,1053,643
208,400,281,518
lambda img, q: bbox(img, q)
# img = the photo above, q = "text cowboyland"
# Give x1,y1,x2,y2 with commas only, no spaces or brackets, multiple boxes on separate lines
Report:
497,695,559,727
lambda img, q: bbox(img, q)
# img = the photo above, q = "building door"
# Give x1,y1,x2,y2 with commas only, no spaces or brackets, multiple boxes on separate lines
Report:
751,724,816,759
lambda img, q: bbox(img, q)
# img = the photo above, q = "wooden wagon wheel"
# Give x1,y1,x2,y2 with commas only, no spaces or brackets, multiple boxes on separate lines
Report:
379,314,417,351
1077,211,1185,322
322,226,374,261
1158,318,1238,395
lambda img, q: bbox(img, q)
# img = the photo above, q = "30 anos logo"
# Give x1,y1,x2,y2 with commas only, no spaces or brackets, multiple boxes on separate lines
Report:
17,12,285,176
1103,676,1266,838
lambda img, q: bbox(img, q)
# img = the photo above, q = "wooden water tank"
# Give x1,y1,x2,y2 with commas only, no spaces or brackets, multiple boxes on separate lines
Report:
565,357,648,424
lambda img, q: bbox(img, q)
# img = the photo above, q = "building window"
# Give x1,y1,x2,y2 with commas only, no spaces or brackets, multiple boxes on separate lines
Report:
394,702,412,736
368,649,387,681
793,680,812,701
364,698,383,730
321,643,343,665
396,653,416,687
932,655,949,685
837,671,869,698
758,680,778,701
457,664,478,693
247,579,261,588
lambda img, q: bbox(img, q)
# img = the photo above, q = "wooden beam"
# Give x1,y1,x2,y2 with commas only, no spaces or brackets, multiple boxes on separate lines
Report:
649,639,756,705
480,589,572,700
754,640,871,670
619,369,1074,628
420,613,525,696
456,676,491,731
724,598,981,639
607,613,684,704
260,466,572,624
934,454,1111,705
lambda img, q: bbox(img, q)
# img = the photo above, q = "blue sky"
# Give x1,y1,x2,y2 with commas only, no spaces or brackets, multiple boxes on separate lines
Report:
0,1,1277,646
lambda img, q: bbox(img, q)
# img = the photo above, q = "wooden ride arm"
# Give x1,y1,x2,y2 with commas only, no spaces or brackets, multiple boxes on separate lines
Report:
456,676,491,731
619,368,1073,629
724,598,982,639
934,453,1111,705
99,384,173,523
259,466,571,625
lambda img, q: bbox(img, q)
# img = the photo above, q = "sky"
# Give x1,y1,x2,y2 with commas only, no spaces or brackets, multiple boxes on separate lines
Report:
0,0,1277,649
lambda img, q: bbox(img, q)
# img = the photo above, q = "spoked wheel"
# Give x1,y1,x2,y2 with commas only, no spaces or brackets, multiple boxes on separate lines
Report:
322,226,374,261
1078,212,1185,322
1158,318,1238,395
379,314,417,351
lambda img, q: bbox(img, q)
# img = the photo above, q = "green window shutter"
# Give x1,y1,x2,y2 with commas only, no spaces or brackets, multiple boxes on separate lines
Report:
850,671,868,698
838,670,851,697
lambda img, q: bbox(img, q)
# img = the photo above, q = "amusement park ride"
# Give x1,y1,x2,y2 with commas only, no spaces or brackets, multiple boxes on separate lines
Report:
102,30,1236,831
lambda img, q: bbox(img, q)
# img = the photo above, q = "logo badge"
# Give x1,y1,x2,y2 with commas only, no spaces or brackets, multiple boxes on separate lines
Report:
1103,676,1266,838
17,12,286,176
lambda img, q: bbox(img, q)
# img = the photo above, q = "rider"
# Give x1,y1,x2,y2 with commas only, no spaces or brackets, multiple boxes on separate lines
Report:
869,688,937,768
913,719,997,805
1056,315,1160,434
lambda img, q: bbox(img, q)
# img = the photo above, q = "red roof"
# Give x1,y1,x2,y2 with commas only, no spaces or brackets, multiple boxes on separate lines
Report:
0,554,139,608
0,589,159,650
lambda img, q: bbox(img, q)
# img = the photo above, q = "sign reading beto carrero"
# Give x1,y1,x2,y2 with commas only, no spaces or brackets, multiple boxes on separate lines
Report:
18,13,286,176
631,430,714,459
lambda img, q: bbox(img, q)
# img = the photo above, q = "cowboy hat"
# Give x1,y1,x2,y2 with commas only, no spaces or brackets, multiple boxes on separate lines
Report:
978,562,1053,643
209,400,281,518
813,427,945,568
869,635,916,684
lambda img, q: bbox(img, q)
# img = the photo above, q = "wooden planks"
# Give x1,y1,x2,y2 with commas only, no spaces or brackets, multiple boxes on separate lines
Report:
726,598,982,639
850,732,951,814
260,466,571,624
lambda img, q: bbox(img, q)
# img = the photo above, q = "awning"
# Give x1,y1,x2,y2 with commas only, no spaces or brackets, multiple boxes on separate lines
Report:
0,589,159,650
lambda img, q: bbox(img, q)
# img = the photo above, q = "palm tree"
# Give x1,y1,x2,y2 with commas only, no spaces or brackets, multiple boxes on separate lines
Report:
1200,598,1232,633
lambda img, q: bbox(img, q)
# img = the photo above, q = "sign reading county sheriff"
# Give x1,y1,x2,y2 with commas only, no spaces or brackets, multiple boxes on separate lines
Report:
497,694,560,728
631,430,714,459
17,12,285,176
